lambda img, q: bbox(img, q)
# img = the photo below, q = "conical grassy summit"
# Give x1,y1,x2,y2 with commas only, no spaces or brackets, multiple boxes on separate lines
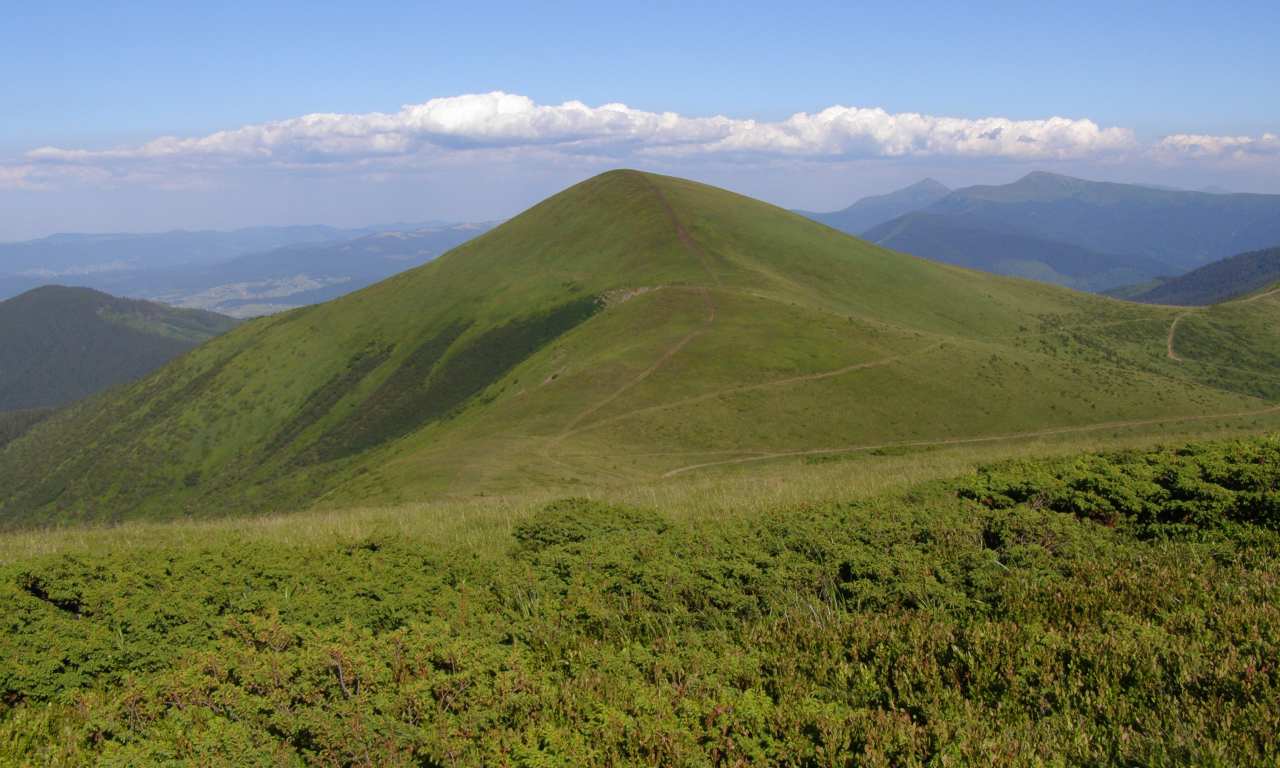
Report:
3,170,1279,525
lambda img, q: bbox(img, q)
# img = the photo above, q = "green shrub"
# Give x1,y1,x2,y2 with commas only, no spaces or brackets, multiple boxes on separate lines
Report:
957,436,1280,535
0,407,56,451
3,436,1280,765
512,498,670,551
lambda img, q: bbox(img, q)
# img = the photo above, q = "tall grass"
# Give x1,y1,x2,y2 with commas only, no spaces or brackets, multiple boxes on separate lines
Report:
3,419,1268,563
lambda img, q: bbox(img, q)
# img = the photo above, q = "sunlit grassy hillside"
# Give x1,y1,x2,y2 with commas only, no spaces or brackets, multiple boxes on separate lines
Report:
3,170,1280,526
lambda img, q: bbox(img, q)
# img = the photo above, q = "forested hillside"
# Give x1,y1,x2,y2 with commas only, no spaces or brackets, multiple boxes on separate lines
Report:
1108,246,1280,305
803,172,1280,292
862,212,1172,292
922,172,1280,269
0,286,239,412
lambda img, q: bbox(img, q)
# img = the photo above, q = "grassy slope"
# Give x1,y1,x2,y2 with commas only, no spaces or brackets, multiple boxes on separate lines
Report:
3,171,1280,525
3,435,1279,765
0,285,239,412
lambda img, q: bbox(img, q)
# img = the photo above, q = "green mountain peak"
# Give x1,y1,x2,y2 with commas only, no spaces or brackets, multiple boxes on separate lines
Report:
3,170,1280,526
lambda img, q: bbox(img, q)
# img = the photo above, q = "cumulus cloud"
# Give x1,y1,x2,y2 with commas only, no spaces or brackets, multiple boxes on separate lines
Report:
2,92,1275,188
1151,132,1280,162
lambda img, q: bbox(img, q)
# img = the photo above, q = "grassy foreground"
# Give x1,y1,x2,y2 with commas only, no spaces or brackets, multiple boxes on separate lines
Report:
3,432,1280,766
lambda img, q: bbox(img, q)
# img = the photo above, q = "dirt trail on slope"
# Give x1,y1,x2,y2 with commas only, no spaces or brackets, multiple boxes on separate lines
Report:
636,172,722,287
540,287,716,466
1160,310,1280,377
1167,315,1185,361
539,176,725,469
557,341,945,441
660,403,1280,478
1241,286,1280,302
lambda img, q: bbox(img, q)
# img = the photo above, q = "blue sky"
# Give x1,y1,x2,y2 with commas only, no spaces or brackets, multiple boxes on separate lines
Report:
2,0,1278,239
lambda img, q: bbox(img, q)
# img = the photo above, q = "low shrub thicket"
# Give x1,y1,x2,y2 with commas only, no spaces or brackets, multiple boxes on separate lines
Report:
957,436,1280,534
3,436,1279,765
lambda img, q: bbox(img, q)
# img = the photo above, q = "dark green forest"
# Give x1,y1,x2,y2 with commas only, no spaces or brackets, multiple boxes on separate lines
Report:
0,285,239,412
3,436,1279,765
1115,246,1280,306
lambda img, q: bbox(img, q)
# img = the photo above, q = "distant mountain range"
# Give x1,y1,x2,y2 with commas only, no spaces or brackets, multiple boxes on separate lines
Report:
799,172,1280,292
861,212,1173,293
0,222,445,275
135,224,496,315
793,178,951,234
0,222,495,316
0,285,239,412
1103,246,1280,305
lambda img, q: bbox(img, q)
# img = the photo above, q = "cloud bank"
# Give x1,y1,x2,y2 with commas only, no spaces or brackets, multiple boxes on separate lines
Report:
4,92,1278,189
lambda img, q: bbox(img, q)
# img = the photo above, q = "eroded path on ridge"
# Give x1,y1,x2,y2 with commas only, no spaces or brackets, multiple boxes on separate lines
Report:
638,172,722,287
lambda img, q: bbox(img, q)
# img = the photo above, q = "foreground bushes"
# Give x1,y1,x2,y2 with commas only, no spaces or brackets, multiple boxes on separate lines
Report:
3,437,1280,766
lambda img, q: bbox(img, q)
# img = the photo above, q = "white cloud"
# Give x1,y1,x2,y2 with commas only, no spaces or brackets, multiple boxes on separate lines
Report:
2,92,1276,189
1152,132,1280,162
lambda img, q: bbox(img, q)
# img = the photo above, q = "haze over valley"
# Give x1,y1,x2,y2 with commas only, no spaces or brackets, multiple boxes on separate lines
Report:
0,222,495,316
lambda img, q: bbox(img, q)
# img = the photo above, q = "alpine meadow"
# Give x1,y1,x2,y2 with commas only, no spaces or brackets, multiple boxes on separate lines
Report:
4,170,1280,765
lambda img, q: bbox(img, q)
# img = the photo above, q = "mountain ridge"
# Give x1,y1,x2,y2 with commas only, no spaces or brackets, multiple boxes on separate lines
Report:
815,172,1280,292
3,170,1280,526
921,172,1280,269
793,178,951,234
862,212,1176,292
1105,246,1280,305
0,223,495,314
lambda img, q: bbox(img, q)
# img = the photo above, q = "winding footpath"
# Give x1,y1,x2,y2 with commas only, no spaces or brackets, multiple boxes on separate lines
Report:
542,175,1279,482
557,341,944,442
638,172,722,287
540,287,716,466
1241,286,1280,303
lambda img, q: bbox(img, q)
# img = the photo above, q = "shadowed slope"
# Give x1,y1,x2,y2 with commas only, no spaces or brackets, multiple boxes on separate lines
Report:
2,171,1279,526
0,286,239,412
